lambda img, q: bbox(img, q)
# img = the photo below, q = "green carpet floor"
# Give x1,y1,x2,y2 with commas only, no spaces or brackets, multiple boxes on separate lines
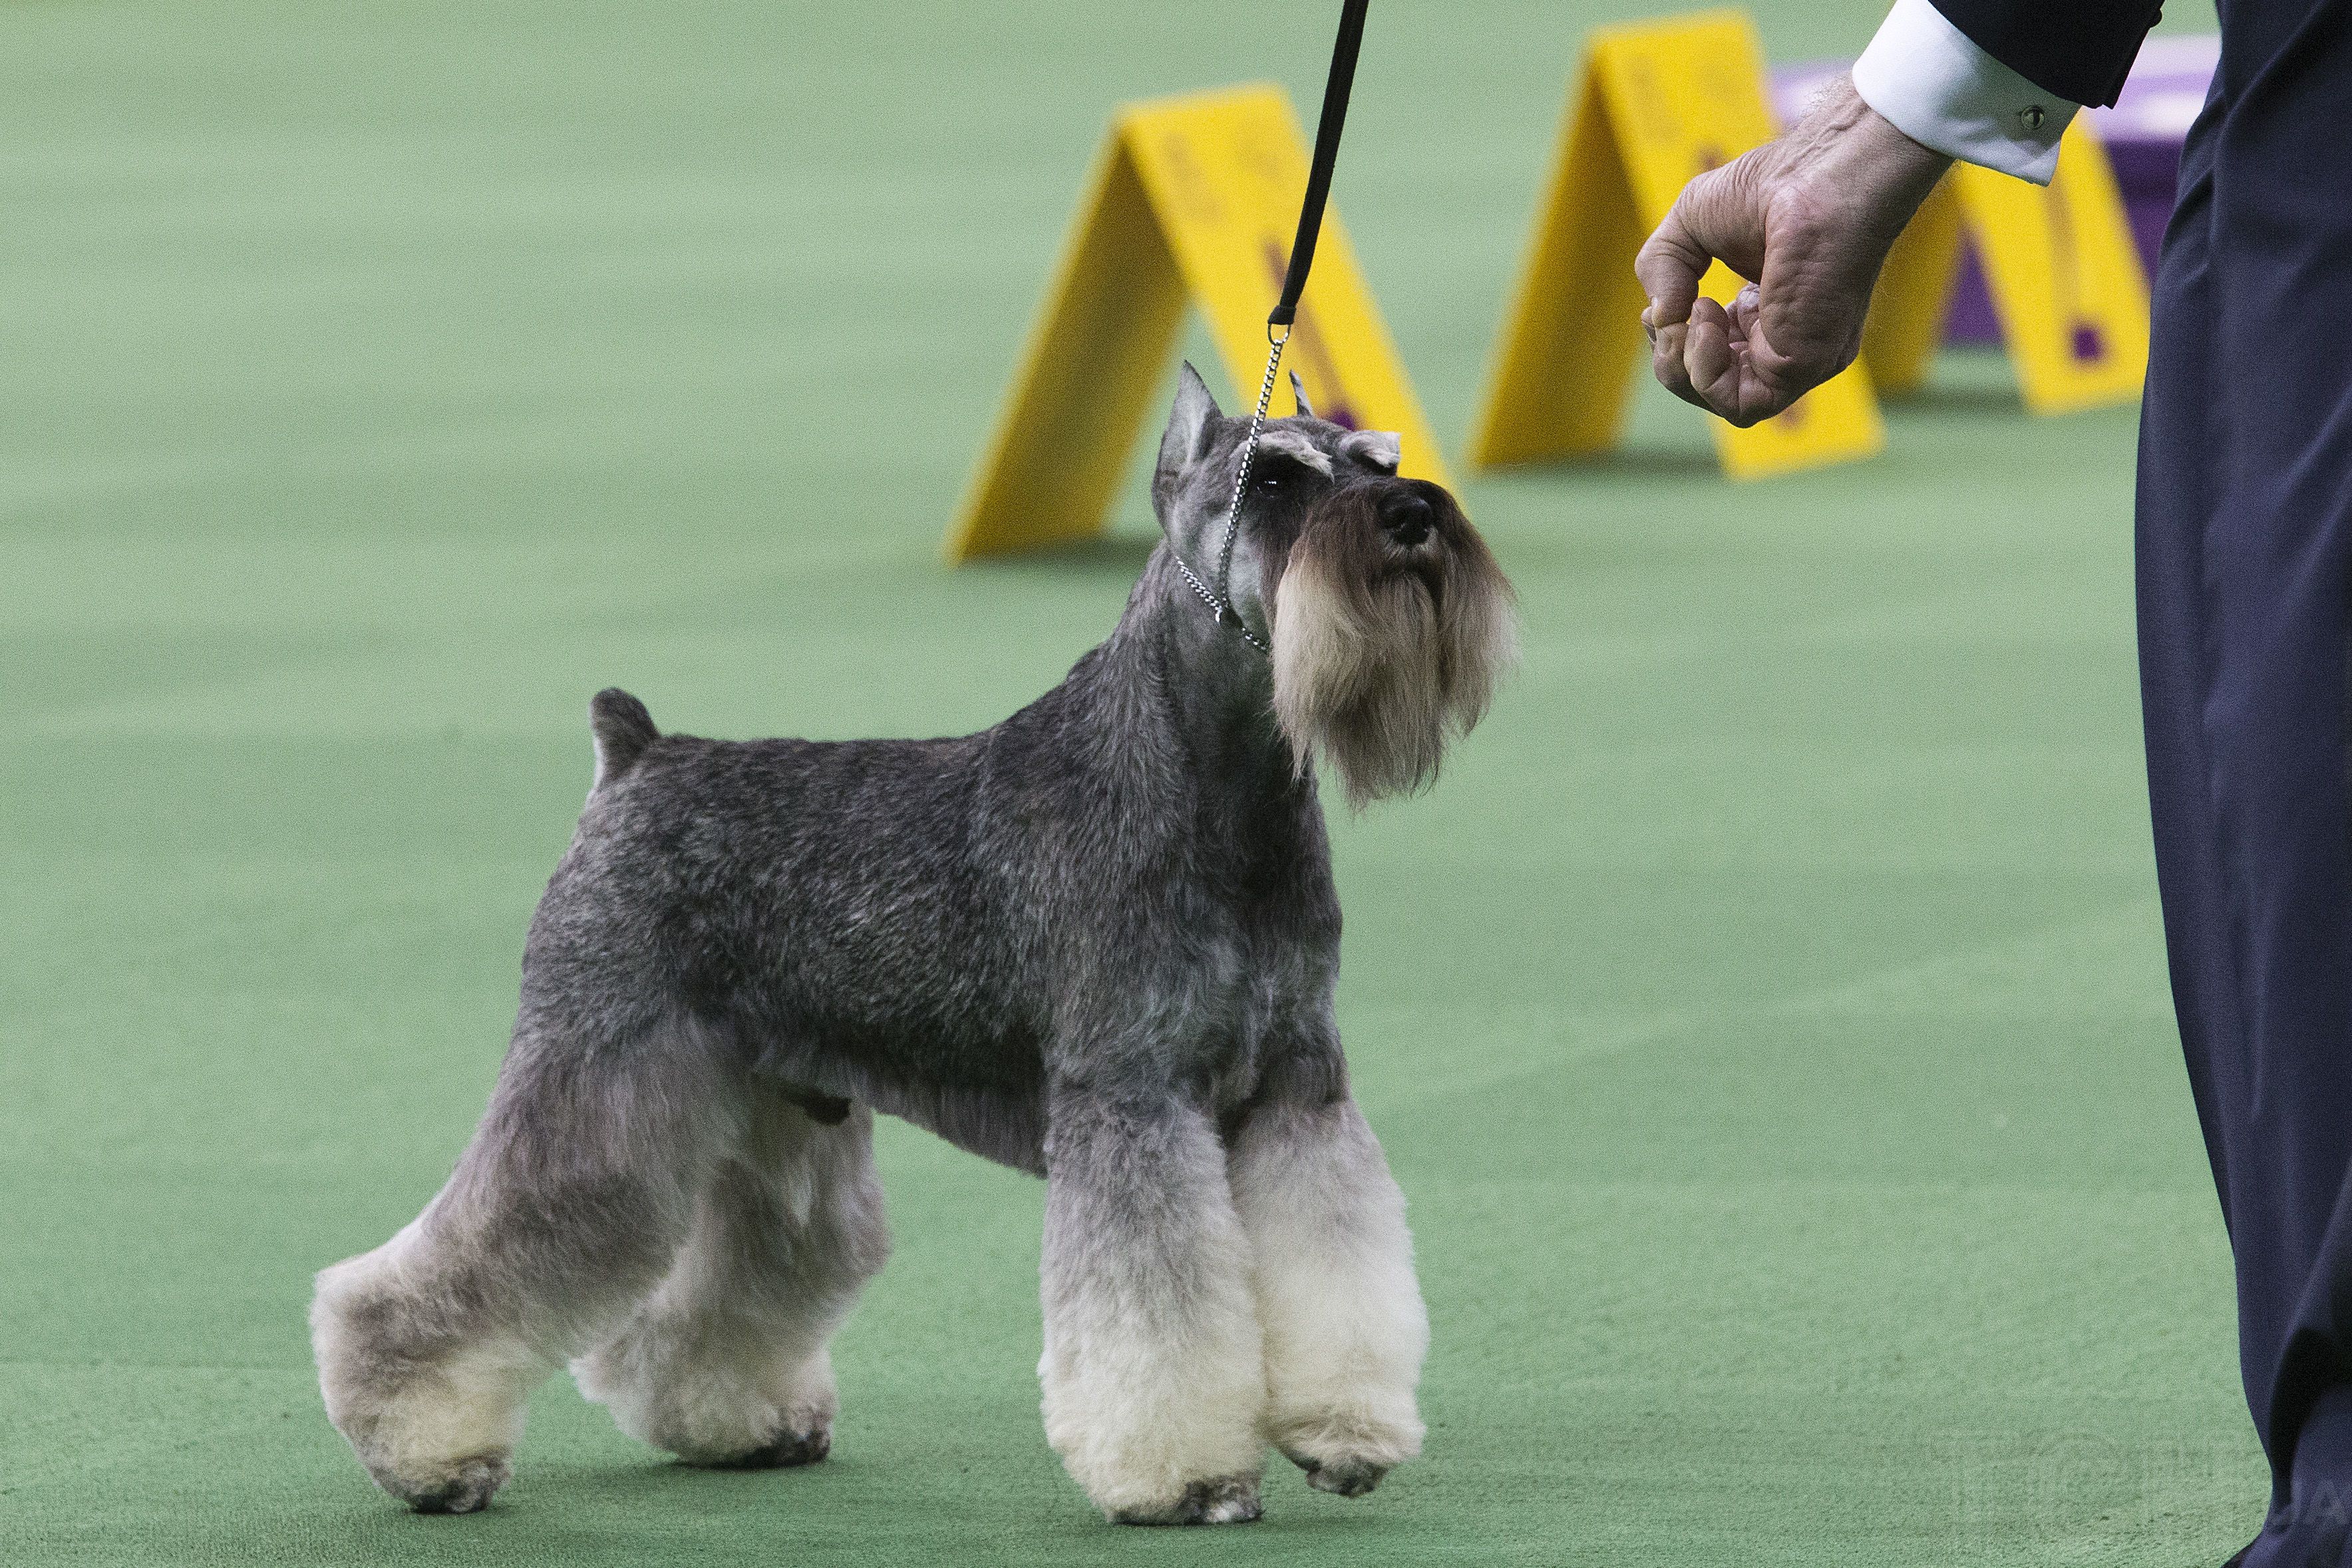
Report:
1,1,2250,1563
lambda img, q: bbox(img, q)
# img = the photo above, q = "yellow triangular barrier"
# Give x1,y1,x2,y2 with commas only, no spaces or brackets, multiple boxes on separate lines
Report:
947,84,1446,563
1470,9,1885,480
1864,120,2150,412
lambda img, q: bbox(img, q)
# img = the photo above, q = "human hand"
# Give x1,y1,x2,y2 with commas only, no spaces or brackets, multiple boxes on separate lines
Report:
1635,78,1951,426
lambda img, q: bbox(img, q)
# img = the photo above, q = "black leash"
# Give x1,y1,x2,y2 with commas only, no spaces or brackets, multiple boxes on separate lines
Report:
1172,0,1371,653
1270,0,1369,332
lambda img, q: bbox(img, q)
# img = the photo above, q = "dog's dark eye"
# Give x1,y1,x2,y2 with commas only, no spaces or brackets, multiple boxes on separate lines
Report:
1251,454,1309,496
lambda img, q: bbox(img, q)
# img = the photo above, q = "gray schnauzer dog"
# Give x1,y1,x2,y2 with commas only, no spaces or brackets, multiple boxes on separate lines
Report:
311,364,1516,1525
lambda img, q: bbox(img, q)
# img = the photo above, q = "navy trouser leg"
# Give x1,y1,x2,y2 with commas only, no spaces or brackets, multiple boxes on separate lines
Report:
2138,5,2352,1561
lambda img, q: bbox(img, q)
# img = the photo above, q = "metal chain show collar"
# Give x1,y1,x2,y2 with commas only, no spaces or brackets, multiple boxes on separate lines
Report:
1170,327,1287,657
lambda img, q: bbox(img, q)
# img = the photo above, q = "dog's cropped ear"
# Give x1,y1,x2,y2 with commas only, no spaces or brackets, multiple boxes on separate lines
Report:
1156,362,1221,482
1289,371,1315,420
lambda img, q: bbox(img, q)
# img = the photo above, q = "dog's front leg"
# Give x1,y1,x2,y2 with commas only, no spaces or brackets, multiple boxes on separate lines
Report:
1037,1081,1267,1524
1228,1088,1428,1498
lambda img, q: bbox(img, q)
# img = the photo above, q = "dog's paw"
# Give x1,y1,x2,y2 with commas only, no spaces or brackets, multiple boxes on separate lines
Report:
1294,1453,1389,1498
699,1424,831,1470
1110,1474,1263,1526
392,1454,511,1515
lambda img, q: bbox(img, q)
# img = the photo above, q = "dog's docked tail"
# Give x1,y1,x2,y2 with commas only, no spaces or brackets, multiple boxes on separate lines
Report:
589,688,660,790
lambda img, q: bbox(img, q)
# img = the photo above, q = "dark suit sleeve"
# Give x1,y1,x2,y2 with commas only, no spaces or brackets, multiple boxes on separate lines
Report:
1929,0,2166,106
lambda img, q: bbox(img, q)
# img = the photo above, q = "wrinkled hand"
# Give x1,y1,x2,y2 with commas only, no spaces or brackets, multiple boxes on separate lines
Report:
1636,78,1951,426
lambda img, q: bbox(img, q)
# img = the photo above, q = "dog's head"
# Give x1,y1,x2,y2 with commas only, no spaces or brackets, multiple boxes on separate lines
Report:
1152,362,1517,807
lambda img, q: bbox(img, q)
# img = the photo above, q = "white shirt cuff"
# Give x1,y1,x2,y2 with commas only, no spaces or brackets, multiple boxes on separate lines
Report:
1850,0,2079,184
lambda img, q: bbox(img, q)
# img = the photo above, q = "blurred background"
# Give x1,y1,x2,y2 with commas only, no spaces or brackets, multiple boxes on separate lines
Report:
2,3,2244,1565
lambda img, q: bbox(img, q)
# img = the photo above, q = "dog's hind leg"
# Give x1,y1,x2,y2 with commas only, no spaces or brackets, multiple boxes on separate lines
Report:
572,1090,890,1467
1227,1086,1428,1499
1038,1083,1268,1525
311,1020,733,1513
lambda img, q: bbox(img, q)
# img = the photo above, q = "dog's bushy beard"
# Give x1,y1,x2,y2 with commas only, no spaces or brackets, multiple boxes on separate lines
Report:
1269,482,1517,809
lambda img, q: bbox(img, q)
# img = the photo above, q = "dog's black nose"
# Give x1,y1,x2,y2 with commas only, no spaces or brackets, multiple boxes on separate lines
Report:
1377,490,1433,547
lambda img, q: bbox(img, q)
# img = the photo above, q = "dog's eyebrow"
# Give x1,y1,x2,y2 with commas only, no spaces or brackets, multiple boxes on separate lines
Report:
1258,428,1334,477
1340,430,1401,472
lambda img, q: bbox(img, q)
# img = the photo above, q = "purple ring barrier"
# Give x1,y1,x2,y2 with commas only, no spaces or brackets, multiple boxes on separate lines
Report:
1772,37,2215,348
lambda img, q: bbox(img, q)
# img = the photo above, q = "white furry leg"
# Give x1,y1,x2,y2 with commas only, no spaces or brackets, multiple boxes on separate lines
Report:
1228,1094,1428,1498
574,1096,890,1466
311,1034,731,1512
311,1223,546,1513
1039,1087,1267,1525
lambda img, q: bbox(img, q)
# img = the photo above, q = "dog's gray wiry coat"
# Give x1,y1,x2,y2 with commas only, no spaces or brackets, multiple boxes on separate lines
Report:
311,364,1515,1525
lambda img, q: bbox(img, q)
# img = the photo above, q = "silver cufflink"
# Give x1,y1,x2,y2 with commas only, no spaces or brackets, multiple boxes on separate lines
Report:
2019,104,2046,132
